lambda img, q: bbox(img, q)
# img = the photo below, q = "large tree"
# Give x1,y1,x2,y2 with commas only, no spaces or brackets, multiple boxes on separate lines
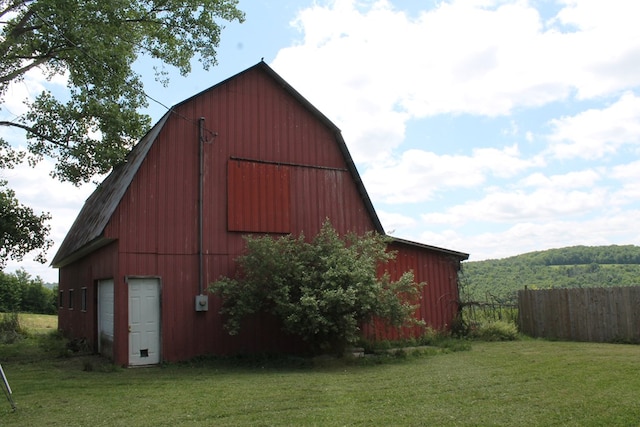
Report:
0,0,244,265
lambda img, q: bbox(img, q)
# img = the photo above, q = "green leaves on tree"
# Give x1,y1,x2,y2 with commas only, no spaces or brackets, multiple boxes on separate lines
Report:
0,0,245,183
0,180,52,269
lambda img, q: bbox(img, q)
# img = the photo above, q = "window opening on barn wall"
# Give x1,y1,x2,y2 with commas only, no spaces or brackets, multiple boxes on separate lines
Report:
227,158,291,233
59,291,64,308
81,287,87,312
68,289,74,310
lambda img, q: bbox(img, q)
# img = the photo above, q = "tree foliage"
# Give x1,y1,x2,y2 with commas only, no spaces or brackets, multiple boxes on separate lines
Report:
0,268,56,314
516,245,640,266
462,245,640,304
210,221,424,354
0,0,244,183
0,179,51,268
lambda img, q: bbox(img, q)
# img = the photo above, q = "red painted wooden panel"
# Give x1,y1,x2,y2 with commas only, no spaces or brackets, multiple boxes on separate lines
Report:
227,159,291,233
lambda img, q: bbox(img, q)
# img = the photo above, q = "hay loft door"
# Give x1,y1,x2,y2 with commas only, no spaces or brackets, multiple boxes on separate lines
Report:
128,278,161,366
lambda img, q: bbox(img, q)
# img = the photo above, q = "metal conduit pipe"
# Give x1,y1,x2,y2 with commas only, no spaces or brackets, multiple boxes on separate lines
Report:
198,117,205,297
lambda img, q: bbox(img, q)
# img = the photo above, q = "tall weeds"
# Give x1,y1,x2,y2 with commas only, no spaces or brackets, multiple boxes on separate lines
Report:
0,312,26,344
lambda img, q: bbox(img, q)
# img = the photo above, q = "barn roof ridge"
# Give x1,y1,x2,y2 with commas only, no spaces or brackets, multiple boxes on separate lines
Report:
52,62,468,267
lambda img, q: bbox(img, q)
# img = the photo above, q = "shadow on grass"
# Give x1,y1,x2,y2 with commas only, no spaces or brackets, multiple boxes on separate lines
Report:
167,336,474,373
2,314,475,375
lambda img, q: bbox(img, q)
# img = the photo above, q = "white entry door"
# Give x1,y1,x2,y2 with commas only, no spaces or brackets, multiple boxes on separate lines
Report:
97,279,114,359
128,278,161,366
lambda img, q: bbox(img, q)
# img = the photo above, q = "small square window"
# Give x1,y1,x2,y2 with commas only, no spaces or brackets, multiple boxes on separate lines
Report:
81,288,87,312
68,289,75,310
59,291,64,308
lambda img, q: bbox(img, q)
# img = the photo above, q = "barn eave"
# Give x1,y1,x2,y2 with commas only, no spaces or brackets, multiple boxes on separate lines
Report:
391,236,469,261
51,236,115,268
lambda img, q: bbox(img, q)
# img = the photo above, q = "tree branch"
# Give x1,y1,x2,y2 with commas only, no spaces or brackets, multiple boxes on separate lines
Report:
2,4,36,38
0,120,68,148
0,56,49,83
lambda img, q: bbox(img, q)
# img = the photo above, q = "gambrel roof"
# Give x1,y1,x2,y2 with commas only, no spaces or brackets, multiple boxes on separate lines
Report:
52,62,468,267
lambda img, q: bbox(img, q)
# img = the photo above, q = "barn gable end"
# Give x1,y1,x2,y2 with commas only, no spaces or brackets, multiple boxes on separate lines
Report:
53,62,468,365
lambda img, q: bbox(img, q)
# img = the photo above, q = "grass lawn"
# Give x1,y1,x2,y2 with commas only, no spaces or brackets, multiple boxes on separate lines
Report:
1,315,639,426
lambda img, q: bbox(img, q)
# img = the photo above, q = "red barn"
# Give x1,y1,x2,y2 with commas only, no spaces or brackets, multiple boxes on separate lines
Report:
52,62,468,366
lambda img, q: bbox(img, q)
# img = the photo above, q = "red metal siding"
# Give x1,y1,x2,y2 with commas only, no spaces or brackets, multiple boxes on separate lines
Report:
290,166,372,236
57,242,118,353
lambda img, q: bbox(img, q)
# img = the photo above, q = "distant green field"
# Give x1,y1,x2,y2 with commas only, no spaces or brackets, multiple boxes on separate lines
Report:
1,320,639,426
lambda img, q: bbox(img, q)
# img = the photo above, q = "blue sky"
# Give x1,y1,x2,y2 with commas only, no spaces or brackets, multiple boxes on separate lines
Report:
2,0,640,282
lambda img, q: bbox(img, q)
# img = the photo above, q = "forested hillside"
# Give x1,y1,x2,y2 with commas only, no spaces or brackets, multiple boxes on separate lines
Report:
460,245,640,303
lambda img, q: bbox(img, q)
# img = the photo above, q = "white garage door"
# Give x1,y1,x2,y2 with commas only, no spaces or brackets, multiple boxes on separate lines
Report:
97,279,114,359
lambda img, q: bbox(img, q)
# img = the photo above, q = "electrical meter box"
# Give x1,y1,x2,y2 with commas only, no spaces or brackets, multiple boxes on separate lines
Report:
195,295,209,312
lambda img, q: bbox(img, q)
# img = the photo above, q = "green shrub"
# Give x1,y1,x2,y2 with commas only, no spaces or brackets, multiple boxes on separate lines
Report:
471,320,519,341
210,220,424,355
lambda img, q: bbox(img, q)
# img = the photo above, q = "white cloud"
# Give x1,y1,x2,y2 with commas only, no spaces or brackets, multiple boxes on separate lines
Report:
421,186,608,225
362,150,485,204
609,160,640,206
553,0,638,31
273,0,640,163
525,131,534,142
519,169,601,189
2,77,44,118
376,210,417,235
547,91,640,159
362,144,540,203
611,160,640,180
473,145,545,178
548,0,640,98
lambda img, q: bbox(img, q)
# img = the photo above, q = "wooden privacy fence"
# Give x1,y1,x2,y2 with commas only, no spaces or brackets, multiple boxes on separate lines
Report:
518,286,640,343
